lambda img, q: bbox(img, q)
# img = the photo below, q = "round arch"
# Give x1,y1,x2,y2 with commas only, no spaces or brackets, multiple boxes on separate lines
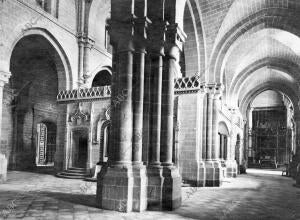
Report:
88,66,112,88
8,28,72,91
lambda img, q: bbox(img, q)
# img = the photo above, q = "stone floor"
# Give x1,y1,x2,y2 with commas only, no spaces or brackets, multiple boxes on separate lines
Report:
0,169,299,220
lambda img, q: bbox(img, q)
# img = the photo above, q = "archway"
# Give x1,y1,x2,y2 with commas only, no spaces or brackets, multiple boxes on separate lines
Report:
71,129,88,168
91,70,112,87
7,34,68,170
218,121,230,178
218,121,229,161
246,90,294,169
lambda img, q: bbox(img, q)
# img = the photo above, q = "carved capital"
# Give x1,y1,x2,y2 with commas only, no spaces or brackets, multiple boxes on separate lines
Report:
133,16,151,47
148,20,168,55
107,18,135,51
165,23,186,53
206,83,223,98
84,37,95,49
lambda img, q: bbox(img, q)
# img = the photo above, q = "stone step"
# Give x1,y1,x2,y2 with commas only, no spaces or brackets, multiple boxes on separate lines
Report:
59,171,87,176
56,167,90,180
55,173,86,179
68,167,87,171
63,169,86,174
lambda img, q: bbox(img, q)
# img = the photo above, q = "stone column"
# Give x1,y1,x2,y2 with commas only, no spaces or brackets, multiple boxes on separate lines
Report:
132,50,145,161
77,35,85,86
248,107,253,161
160,24,185,210
206,91,214,160
199,87,208,186
83,37,94,82
0,70,11,183
132,20,147,165
212,91,221,160
96,17,135,212
76,0,86,87
149,53,163,166
131,15,149,212
147,20,166,210
205,84,222,186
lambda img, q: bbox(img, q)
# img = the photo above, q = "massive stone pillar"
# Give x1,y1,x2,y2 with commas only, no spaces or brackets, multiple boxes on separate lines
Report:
96,0,149,212
96,1,135,212
160,24,185,210
0,70,11,183
205,84,222,186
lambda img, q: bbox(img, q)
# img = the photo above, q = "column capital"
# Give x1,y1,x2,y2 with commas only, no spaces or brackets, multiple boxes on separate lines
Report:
0,70,11,87
107,18,135,51
165,23,187,53
77,32,86,45
133,16,151,42
84,37,95,49
132,17,151,54
77,33,95,49
148,20,168,55
206,83,224,98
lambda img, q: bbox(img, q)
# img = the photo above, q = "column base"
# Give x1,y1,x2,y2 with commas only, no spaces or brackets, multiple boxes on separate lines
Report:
197,161,206,187
225,160,238,178
96,164,134,212
132,164,148,212
0,154,7,183
162,165,182,210
147,165,164,210
181,160,206,187
205,160,222,187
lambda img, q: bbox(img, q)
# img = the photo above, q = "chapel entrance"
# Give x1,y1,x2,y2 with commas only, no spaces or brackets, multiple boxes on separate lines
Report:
72,130,88,168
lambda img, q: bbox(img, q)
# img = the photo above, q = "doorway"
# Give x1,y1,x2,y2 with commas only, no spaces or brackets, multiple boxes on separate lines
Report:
72,129,88,168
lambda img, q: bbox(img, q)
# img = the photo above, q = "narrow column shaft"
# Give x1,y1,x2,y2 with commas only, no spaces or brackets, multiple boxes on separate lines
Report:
206,92,213,160
113,49,133,165
161,58,175,165
83,44,90,76
132,50,146,165
78,42,84,83
0,84,4,145
149,54,163,165
108,47,118,163
201,93,207,160
212,94,220,160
